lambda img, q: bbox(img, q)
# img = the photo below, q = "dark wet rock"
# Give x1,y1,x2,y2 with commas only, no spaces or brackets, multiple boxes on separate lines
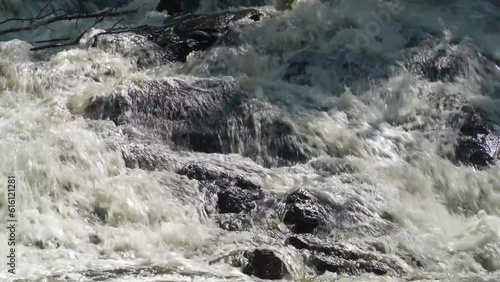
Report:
90,32,168,67
159,8,262,62
93,205,108,223
242,249,288,280
283,48,388,93
286,234,403,276
452,105,500,169
85,78,320,166
210,248,287,279
282,189,327,234
91,9,261,64
281,188,394,236
216,183,262,213
178,162,264,215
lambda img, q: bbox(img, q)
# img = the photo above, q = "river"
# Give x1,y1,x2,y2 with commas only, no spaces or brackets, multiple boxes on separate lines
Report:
0,0,500,281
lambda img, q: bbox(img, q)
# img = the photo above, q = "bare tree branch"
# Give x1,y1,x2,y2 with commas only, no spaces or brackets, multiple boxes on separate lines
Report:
0,8,75,25
0,9,137,36
2,0,155,52
35,0,56,19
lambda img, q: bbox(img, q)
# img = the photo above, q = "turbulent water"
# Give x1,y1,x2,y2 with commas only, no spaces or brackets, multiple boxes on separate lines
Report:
1,0,500,281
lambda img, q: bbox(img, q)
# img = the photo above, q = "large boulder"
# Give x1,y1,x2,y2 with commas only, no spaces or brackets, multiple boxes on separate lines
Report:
91,9,262,64
84,78,320,166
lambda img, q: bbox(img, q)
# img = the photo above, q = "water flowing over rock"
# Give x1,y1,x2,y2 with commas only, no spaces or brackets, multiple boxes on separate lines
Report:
286,234,404,276
453,105,500,169
178,162,264,214
91,9,262,64
84,77,320,166
282,188,328,234
2,0,500,281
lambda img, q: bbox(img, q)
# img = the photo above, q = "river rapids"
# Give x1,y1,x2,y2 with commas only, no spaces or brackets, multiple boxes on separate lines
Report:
0,0,500,281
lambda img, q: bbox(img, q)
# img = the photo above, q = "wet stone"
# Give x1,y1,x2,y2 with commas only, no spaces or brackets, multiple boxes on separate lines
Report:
282,189,327,234
242,249,288,280
85,78,319,167
177,163,264,216
453,105,500,169
217,185,261,214
402,41,488,82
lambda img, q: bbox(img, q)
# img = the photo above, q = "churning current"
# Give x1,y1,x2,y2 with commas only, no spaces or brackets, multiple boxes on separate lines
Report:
0,0,500,281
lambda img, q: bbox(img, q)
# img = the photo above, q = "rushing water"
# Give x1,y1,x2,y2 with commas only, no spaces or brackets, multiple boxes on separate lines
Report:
1,0,500,281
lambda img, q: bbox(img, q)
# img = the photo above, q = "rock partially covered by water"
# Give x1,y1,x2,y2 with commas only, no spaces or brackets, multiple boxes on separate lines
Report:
89,31,167,68
283,49,388,93
280,187,394,236
453,105,500,169
286,234,403,276
282,189,327,234
402,41,488,82
216,213,254,231
85,78,320,166
178,162,264,215
92,9,262,64
242,249,288,280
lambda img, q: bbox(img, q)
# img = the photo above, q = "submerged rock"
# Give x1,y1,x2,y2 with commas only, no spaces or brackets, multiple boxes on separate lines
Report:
283,48,388,93
402,41,488,82
242,249,288,280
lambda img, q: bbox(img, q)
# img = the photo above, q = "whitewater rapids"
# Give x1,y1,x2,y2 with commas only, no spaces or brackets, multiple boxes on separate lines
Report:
0,0,500,281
